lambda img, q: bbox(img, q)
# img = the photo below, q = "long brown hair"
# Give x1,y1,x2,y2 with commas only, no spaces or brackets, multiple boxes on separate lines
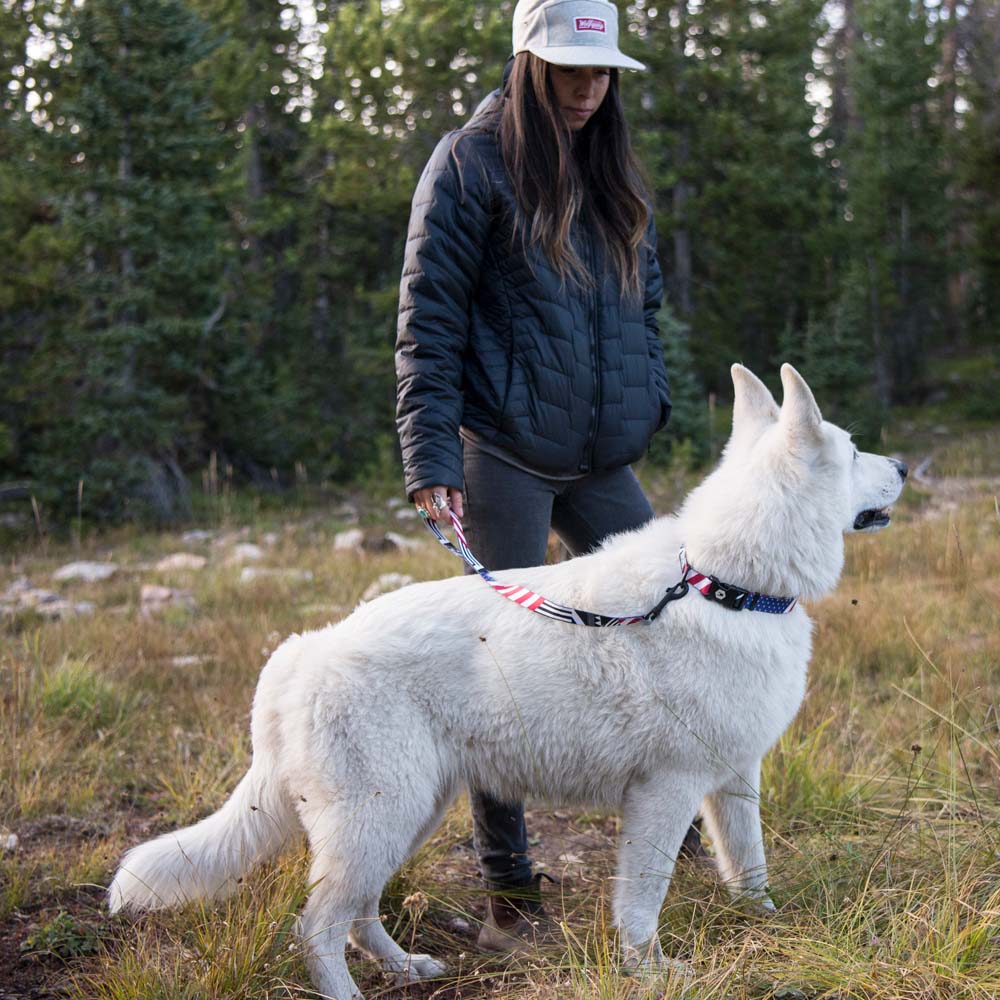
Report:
473,52,652,300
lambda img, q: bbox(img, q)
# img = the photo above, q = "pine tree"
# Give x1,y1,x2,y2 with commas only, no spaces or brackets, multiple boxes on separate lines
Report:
958,0,1000,344
0,0,67,485
821,0,947,402
630,0,828,387
180,0,313,479
285,0,511,481
647,306,711,466
776,265,884,445
22,0,228,520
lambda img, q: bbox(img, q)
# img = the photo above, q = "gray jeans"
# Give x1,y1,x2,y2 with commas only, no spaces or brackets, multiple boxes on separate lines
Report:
461,442,655,890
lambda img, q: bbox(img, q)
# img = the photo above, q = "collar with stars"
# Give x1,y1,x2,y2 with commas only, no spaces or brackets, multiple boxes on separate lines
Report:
678,545,798,614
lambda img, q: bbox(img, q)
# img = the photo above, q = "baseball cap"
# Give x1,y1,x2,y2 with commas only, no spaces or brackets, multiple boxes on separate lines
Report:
512,0,646,72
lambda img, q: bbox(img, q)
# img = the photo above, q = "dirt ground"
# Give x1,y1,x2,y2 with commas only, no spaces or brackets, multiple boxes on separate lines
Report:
0,805,634,998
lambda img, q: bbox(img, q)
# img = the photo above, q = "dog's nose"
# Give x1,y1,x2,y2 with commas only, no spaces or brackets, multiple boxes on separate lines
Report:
892,459,908,481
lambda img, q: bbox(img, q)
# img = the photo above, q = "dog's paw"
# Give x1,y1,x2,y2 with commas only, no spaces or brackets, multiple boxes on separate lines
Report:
743,893,777,916
623,941,694,991
388,952,447,984
629,956,695,995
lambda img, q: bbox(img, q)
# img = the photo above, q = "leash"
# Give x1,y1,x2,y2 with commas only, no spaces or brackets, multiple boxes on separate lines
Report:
418,506,797,626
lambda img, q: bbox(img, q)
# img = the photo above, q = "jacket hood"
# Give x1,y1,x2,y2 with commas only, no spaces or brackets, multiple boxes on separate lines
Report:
468,54,515,127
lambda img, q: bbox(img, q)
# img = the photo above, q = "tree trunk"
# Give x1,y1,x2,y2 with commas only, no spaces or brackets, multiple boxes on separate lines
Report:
830,0,860,147
118,2,137,394
940,0,965,343
866,251,891,407
671,1,693,320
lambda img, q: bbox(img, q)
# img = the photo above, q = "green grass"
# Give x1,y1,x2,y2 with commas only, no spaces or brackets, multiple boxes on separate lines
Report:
1,423,999,999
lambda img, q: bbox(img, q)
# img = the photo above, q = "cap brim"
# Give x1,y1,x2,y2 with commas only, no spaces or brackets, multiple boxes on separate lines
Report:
525,44,646,71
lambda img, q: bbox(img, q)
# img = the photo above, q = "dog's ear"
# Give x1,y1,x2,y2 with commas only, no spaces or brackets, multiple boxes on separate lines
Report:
731,364,779,442
779,363,823,446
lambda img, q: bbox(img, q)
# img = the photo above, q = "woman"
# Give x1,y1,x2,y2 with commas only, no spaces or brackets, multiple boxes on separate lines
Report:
395,0,699,952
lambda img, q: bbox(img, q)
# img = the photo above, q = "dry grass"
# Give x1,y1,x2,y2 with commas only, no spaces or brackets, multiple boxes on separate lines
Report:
1,432,998,999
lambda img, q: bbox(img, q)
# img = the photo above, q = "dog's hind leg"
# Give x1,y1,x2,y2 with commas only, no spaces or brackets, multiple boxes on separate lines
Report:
298,868,365,1000
295,796,382,999
350,898,446,984
701,760,774,911
613,772,701,981
297,771,451,997
348,789,456,983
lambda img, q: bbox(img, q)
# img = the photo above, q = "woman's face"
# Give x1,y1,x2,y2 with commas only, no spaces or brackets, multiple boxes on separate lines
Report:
547,64,611,131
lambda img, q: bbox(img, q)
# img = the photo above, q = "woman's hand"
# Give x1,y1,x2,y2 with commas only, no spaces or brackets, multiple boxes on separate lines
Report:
412,486,464,522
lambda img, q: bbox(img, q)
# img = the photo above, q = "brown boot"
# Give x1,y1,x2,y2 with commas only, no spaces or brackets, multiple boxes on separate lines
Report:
677,818,711,864
476,874,555,954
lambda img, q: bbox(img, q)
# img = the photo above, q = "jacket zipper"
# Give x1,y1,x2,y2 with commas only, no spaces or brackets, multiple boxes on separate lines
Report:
581,228,601,473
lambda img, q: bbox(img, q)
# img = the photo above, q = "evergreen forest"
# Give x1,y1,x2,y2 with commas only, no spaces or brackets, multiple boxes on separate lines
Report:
2,0,998,523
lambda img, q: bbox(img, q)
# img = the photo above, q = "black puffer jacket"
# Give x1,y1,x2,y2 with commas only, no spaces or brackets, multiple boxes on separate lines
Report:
395,98,670,500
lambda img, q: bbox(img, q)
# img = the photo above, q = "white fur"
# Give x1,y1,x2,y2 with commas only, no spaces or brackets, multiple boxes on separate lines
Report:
108,365,905,999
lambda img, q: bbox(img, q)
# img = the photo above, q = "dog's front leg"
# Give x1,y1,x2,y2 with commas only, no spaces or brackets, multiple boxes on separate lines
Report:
613,773,701,977
701,759,774,911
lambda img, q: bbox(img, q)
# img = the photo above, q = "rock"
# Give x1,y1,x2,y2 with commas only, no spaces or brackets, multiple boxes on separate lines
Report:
384,531,424,552
53,561,118,583
394,507,419,521
261,532,280,547
335,529,424,555
180,529,216,544
330,502,359,522
156,552,207,572
447,916,472,934
1,576,31,600
3,833,18,852
226,543,264,565
211,528,250,549
334,528,365,553
169,655,211,668
361,573,414,602
1,586,60,615
33,599,72,619
239,567,314,585
21,587,60,606
0,578,56,616
140,584,196,618
298,602,348,619
361,533,399,554
385,496,406,510
34,599,95,620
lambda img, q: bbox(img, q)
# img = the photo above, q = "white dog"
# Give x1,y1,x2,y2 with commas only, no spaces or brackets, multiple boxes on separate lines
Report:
108,365,906,998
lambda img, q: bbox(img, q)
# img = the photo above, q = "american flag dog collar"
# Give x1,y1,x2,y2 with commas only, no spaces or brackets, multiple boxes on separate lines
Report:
418,508,798,626
678,546,798,614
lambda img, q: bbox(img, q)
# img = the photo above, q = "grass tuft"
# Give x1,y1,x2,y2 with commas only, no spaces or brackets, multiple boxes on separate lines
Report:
37,657,128,728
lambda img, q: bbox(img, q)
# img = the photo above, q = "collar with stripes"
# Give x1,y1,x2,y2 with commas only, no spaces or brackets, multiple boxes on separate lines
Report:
418,508,798,627
678,546,798,614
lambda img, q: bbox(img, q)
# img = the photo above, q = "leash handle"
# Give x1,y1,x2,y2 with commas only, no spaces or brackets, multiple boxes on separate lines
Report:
419,506,484,574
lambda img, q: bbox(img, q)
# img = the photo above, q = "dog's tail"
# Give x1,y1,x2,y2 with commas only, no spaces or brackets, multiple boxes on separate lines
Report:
108,640,303,914
107,759,297,913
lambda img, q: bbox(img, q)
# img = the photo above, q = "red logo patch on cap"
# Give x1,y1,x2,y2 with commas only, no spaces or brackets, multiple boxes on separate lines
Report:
574,16,607,32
